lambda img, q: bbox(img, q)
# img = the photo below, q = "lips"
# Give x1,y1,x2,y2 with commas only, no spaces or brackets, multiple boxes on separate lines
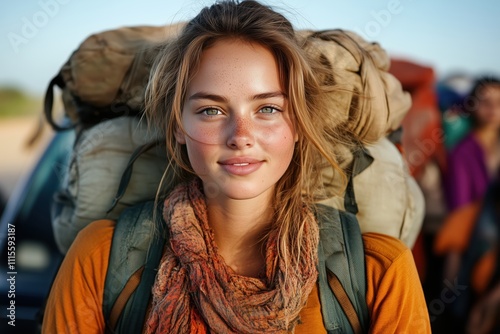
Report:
218,157,264,176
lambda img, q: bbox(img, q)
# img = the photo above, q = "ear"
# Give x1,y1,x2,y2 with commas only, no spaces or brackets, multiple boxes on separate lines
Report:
294,131,299,143
174,126,186,144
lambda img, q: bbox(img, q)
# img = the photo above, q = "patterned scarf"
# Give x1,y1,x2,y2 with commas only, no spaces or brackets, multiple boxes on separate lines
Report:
144,179,319,333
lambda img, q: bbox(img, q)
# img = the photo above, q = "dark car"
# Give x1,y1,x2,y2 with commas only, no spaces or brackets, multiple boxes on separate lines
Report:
0,128,74,333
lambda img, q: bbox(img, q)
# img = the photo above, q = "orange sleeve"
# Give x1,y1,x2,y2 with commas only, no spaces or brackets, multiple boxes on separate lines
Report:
472,249,497,294
296,233,431,333
364,233,431,333
434,201,482,254
42,220,114,334
42,223,430,333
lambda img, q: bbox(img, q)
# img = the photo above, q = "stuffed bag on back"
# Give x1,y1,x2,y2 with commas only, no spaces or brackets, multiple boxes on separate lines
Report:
47,24,422,254
46,24,184,253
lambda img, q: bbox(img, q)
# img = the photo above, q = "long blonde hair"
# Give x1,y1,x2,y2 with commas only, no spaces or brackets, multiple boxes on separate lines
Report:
145,0,349,272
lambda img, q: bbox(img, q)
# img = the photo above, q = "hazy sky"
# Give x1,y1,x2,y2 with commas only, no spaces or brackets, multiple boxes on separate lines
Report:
1,0,499,96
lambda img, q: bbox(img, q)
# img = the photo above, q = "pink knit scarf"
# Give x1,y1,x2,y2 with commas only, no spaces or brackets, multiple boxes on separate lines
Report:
143,179,319,333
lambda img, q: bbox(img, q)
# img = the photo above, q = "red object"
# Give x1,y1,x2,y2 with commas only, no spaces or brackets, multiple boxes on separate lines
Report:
389,59,447,281
389,59,447,178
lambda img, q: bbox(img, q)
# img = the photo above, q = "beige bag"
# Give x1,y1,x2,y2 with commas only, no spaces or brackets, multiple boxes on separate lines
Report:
52,117,167,253
319,138,424,248
298,29,411,143
44,24,185,130
299,29,421,246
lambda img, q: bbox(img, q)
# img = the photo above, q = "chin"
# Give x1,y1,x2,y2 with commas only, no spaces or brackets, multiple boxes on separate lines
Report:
225,187,270,200
203,180,274,201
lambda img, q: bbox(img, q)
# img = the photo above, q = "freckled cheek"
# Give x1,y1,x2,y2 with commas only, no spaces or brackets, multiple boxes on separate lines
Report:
256,121,295,143
184,123,225,145
257,123,296,161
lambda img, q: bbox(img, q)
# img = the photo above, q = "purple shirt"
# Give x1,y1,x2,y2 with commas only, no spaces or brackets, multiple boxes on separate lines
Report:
444,134,491,211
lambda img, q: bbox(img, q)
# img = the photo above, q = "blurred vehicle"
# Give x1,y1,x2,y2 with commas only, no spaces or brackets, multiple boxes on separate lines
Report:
0,128,74,333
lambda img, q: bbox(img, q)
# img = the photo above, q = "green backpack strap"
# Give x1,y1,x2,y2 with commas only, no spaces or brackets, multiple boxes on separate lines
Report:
102,201,166,334
103,201,369,333
344,147,374,214
316,204,369,333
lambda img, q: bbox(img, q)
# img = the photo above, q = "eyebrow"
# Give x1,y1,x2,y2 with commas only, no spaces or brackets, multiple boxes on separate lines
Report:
188,91,287,102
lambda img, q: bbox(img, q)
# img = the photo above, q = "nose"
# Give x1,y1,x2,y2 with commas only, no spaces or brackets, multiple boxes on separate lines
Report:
226,115,255,149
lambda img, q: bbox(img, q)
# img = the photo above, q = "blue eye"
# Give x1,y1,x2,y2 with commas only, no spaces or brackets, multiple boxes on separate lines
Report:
260,106,278,114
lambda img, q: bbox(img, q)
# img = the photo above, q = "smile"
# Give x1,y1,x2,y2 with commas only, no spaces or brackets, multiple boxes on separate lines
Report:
218,158,263,176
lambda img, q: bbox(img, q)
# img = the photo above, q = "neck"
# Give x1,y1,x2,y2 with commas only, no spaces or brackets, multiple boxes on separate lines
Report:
206,195,274,277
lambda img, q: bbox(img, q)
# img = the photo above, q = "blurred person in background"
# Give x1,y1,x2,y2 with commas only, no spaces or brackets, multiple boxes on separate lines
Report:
445,77,500,210
435,76,500,333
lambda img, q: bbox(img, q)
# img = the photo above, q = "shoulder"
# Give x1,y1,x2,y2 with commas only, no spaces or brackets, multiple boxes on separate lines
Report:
77,219,116,237
42,220,116,333
362,232,409,264
66,219,116,266
362,233,431,332
362,232,415,285
449,134,482,161
72,219,115,250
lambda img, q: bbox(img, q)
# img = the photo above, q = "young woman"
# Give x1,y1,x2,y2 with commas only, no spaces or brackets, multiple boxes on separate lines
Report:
439,79,500,282
445,77,500,210
438,78,500,333
42,1,430,333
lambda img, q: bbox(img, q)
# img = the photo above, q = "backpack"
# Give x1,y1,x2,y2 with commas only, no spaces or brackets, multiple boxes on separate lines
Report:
44,24,184,254
45,23,421,254
102,201,369,334
44,24,185,131
50,116,167,254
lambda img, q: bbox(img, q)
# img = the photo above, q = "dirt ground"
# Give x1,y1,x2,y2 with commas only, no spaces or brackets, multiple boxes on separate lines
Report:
0,116,52,201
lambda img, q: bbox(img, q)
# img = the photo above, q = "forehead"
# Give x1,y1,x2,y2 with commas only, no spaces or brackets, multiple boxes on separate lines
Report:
201,37,275,64
187,38,284,94
479,84,500,97
200,38,277,70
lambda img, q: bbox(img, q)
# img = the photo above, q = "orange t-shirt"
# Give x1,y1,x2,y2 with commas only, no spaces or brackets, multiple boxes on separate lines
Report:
42,220,431,333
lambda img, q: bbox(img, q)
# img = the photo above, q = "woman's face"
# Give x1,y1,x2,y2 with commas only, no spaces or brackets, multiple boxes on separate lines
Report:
177,39,297,202
474,84,500,129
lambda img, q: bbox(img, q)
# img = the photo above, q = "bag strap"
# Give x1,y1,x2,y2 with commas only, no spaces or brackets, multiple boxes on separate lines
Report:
327,269,362,334
103,201,166,334
44,74,74,131
106,140,163,214
316,204,369,334
107,266,144,331
320,145,371,332
105,202,368,333
344,147,373,214
44,72,144,132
